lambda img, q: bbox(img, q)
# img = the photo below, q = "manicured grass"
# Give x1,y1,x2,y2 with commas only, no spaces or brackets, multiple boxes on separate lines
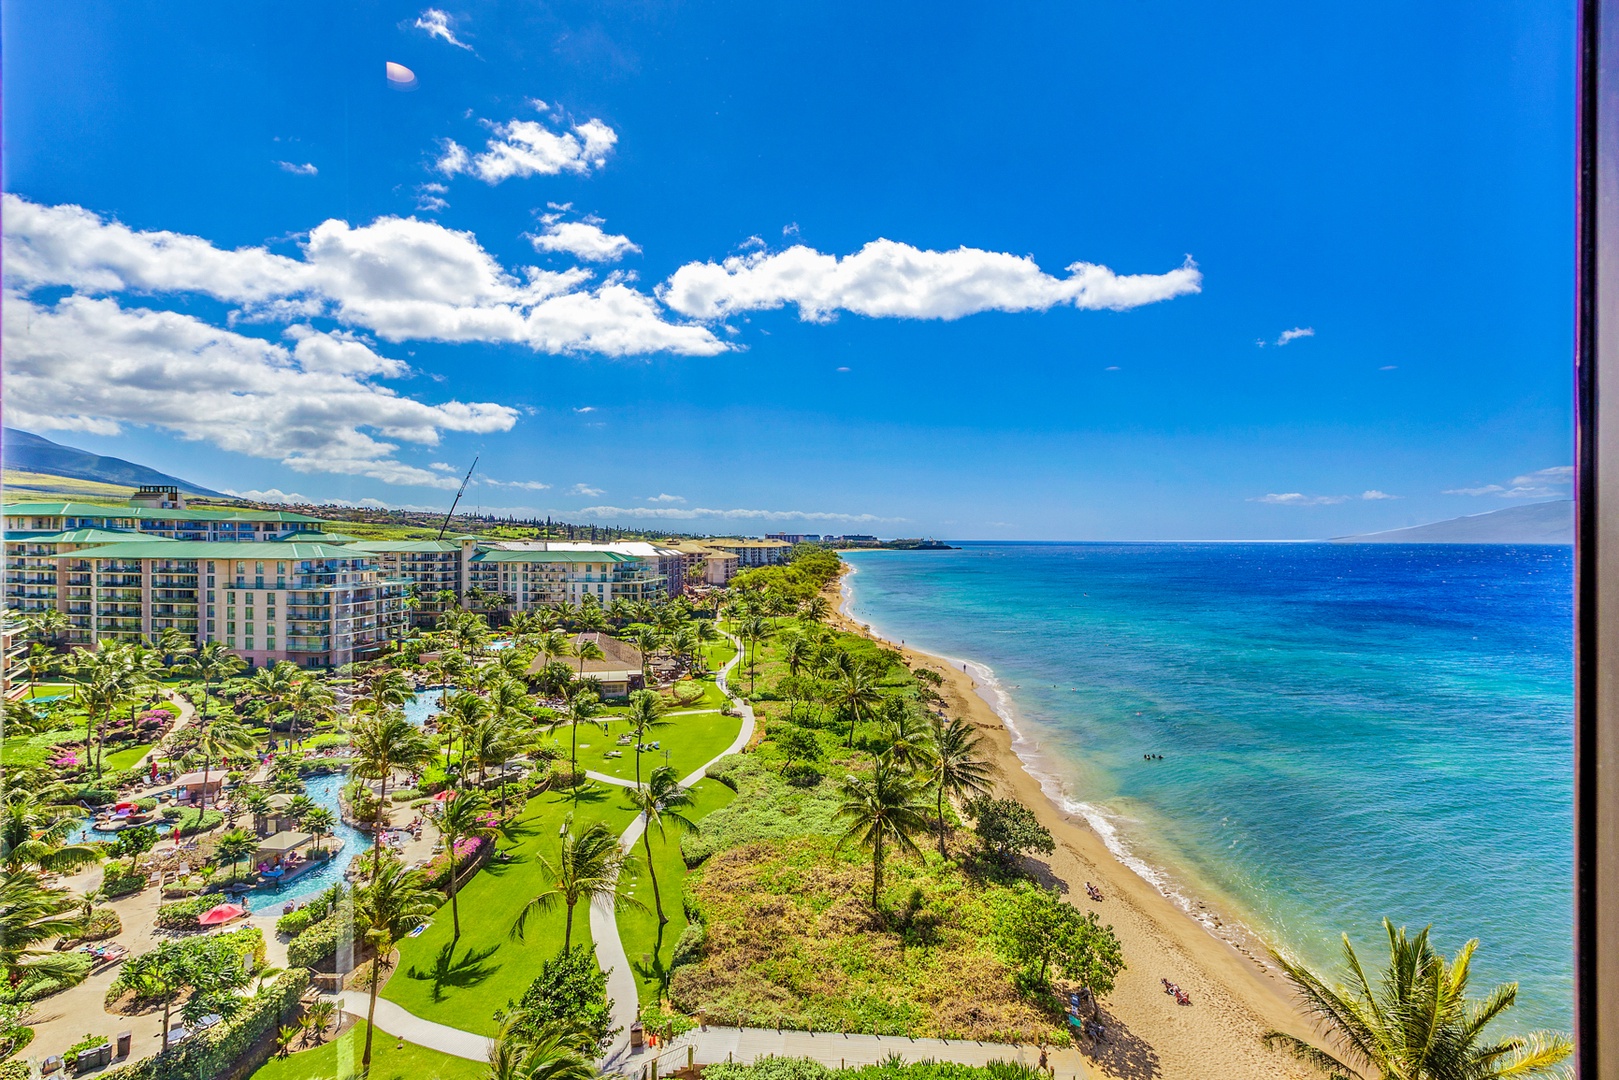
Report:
704,639,737,671
1,728,83,769
246,1021,484,1080
382,786,638,1035
21,681,75,700
569,710,743,786
616,777,735,1005
103,743,153,772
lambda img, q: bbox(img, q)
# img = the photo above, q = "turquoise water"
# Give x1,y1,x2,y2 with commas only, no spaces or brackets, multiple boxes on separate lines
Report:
842,543,1574,1032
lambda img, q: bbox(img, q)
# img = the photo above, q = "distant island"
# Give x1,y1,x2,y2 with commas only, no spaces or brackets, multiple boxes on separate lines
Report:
1333,499,1572,544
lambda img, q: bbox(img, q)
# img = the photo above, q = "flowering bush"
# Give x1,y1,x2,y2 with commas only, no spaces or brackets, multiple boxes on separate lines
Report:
421,836,490,889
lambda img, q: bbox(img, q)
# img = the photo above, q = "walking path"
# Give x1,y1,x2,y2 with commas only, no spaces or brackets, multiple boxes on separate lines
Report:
333,636,1085,1078
614,1026,1087,1079
594,636,756,1068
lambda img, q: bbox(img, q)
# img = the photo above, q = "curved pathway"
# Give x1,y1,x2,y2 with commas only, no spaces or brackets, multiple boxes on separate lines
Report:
334,636,1083,1078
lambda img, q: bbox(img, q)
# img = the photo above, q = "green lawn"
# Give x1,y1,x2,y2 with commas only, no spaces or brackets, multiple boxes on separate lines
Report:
246,1021,484,1080
103,743,153,772
20,681,75,700
703,639,737,671
568,709,742,786
0,728,83,769
616,777,736,1005
382,786,638,1035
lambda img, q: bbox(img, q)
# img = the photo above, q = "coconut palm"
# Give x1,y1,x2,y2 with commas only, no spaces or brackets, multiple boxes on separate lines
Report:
877,701,931,771
550,691,601,780
511,817,642,952
302,807,336,852
1262,921,1573,1080
572,637,605,682
434,789,497,941
246,661,303,732
781,632,813,681
441,690,490,776
836,757,933,909
286,678,336,743
194,715,256,810
738,614,770,692
798,596,830,625
0,869,87,989
830,658,883,749
921,714,994,856
174,640,246,731
1,782,99,873
350,712,434,881
623,690,667,789
215,828,256,878
355,858,439,1075
630,627,661,690
487,1016,600,1080
360,667,415,722
628,766,698,926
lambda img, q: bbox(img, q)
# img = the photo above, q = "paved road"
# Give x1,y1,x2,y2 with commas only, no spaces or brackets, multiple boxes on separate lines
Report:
334,991,495,1060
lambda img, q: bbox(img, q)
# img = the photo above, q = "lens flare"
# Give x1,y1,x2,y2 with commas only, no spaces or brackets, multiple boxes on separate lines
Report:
385,62,418,91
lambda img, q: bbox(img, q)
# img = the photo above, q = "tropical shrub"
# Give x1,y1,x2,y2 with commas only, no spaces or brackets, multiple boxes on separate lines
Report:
500,945,615,1054
155,894,215,930
286,904,367,969
99,969,308,1080
13,952,92,1001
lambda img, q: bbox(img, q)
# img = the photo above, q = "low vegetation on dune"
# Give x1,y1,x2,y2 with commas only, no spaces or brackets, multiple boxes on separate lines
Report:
672,835,1064,1043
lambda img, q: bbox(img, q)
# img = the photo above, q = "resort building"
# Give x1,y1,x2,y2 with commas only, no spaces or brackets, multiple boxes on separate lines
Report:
706,538,793,567
528,631,646,697
2,498,324,542
35,540,407,668
469,548,666,609
765,533,821,544
345,537,479,624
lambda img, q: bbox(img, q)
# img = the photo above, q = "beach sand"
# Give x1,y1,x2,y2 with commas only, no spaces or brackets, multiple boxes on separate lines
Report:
828,580,1321,1080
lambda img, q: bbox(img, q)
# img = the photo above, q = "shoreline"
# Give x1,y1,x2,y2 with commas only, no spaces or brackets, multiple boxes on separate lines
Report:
832,563,1318,1080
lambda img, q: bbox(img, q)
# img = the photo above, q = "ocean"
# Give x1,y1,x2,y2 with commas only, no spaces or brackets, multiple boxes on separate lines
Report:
841,542,1574,1032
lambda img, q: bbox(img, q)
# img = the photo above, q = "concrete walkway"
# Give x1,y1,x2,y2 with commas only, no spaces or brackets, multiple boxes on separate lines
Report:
334,990,495,1061
610,1026,1087,1079
593,636,756,1067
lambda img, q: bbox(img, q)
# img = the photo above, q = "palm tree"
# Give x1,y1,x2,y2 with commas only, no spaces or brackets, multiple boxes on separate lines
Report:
878,702,931,770
512,817,642,952
215,828,256,878
1264,920,1573,1079
487,1017,599,1080
194,715,256,810
631,626,661,690
798,596,830,625
360,667,415,721
738,614,770,692
628,766,697,926
836,758,932,909
434,789,497,941
351,712,434,881
535,630,571,676
922,715,994,856
441,690,490,777
302,807,336,852
1,782,99,873
355,858,439,1075
623,690,667,789
0,869,87,990
550,691,601,781
781,633,812,681
831,659,882,749
175,640,246,732
246,661,303,732
286,678,335,743
572,637,605,682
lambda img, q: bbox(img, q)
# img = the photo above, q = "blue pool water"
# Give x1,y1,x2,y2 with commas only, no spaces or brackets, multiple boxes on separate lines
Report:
842,543,1574,1031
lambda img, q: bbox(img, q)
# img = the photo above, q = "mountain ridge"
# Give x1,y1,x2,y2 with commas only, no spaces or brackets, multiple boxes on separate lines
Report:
2,428,226,498
1332,499,1572,544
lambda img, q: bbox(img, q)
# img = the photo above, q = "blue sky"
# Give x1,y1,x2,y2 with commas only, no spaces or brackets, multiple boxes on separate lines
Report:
2,1,1574,539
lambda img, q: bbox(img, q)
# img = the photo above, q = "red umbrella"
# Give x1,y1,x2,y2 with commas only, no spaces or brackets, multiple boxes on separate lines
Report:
197,903,246,927
431,790,453,803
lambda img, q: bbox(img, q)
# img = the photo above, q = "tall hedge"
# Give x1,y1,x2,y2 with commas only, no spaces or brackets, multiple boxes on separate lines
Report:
99,970,308,1080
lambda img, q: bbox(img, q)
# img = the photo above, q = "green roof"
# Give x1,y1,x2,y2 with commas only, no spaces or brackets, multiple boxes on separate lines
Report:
5,528,161,545
273,530,360,543
1,502,323,523
66,541,376,560
348,540,463,553
472,550,635,564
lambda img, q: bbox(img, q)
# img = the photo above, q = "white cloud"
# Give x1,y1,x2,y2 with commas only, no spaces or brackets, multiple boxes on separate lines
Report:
576,505,898,523
1445,466,1573,499
482,478,551,491
277,161,318,176
3,194,728,358
224,488,311,504
530,220,640,262
1360,490,1397,500
1275,327,1314,346
659,240,1201,322
415,183,449,212
573,406,596,413
645,493,685,503
570,483,606,497
1250,493,1350,506
2,291,515,488
437,116,617,184
413,8,472,50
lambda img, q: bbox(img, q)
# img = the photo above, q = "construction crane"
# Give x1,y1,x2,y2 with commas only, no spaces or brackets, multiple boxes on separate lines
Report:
436,456,479,540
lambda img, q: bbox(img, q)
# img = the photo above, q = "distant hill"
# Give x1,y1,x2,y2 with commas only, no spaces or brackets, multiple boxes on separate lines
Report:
1334,500,1573,544
2,428,225,498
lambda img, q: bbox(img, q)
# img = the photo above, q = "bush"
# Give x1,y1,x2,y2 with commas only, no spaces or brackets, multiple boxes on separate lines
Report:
287,904,367,969
702,1061,1045,1080
275,907,315,938
75,786,116,806
389,788,422,803
679,754,841,867
155,894,215,930
101,867,146,899
671,920,706,971
101,970,308,1080
500,945,615,1054
13,952,92,1001
157,807,222,836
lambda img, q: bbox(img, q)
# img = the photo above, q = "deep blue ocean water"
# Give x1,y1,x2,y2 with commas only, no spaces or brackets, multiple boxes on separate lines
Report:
842,543,1574,1032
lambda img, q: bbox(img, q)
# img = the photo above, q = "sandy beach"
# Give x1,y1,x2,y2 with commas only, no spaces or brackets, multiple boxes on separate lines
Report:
829,573,1321,1080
